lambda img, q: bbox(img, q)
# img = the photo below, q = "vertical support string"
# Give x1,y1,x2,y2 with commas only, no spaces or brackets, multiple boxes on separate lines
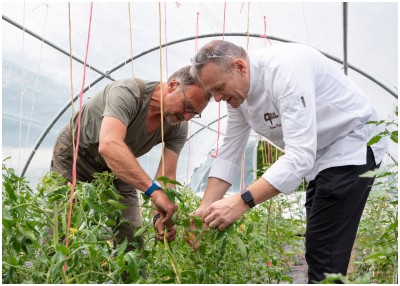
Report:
261,16,272,46
195,12,199,52
241,154,246,190
164,2,169,79
18,3,26,177
211,2,226,159
128,3,135,78
301,3,311,46
24,4,49,151
68,3,76,154
246,2,250,50
158,2,165,176
186,11,200,184
65,3,94,269
127,2,144,223
241,4,250,191
222,2,226,41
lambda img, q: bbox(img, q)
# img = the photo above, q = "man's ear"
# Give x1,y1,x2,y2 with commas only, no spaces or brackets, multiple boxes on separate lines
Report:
167,79,179,92
233,59,247,75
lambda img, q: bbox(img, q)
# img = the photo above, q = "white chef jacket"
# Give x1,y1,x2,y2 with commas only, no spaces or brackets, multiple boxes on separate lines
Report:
209,43,388,195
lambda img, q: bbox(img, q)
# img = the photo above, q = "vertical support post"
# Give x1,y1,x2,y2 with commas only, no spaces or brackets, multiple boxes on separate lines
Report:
343,2,348,75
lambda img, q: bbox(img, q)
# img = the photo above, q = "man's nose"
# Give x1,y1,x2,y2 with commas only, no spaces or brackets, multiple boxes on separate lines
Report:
183,112,194,121
213,92,223,102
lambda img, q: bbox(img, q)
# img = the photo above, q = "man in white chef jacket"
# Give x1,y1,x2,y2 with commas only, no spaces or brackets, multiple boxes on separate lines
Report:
189,40,388,283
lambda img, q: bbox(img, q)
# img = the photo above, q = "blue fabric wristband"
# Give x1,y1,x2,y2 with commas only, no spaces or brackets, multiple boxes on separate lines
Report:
145,180,162,197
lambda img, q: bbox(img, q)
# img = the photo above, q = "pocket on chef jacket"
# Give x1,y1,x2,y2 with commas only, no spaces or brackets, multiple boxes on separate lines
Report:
280,95,308,133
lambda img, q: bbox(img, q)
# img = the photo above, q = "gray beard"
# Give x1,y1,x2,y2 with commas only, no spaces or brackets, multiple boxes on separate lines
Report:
164,114,179,125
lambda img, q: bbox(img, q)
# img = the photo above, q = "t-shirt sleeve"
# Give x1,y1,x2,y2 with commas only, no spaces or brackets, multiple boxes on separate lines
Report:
164,121,189,155
103,84,140,127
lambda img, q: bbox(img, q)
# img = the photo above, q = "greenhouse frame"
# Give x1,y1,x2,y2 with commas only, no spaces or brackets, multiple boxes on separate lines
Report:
2,2,398,284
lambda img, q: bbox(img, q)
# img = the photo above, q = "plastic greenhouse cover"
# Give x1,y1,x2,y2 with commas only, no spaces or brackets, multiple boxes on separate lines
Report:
2,2,398,192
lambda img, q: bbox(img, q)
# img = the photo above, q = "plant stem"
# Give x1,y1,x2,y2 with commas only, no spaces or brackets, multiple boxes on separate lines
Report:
60,267,69,283
164,230,181,284
52,202,59,249
74,271,118,283
10,203,55,226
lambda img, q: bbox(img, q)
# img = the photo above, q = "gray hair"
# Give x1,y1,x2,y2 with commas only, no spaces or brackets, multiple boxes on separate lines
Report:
190,40,247,77
168,65,212,101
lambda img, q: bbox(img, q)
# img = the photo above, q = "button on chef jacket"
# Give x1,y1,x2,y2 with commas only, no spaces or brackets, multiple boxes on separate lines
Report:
209,43,388,195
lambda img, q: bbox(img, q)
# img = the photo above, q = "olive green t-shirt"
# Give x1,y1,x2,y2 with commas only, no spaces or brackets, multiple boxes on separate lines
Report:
71,78,188,169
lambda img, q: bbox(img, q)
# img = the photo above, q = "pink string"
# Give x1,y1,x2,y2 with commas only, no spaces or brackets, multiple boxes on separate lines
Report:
64,2,94,270
211,3,226,158
187,12,200,182
260,16,272,46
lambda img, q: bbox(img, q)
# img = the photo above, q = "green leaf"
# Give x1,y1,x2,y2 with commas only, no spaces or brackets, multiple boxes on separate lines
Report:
48,194,64,203
134,225,150,237
3,205,13,220
246,223,254,235
364,252,386,260
216,230,226,241
56,245,70,256
107,199,128,210
72,205,83,228
193,216,203,230
83,183,97,199
367,135,382,146
390,131,398,143
48,185,69,197
198,267,206,283
125,252,139,282
117,239,128,256
4,181,17,200
9,255,19,266
102,187,121,201
85,198,109,214
234,235,247,259
249,211,260,222
155,176,182,187
17,225,36,242
105,219,116,227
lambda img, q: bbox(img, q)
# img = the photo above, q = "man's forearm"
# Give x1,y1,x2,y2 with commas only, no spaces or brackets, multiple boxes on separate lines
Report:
199,177,231,208
247,177,280,205
99,139,152,192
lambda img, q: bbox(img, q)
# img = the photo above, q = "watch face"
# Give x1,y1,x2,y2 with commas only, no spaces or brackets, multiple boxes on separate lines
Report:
242,190,255,208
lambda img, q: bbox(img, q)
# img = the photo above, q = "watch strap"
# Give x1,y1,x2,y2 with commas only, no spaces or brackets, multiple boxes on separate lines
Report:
152,213,161,225
241,190,255,208
144,180,162,198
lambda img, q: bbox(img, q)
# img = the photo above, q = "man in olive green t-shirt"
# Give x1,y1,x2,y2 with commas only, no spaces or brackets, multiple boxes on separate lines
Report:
51,65,210,245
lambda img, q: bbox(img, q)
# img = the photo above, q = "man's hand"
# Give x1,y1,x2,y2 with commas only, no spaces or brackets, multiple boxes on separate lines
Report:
149,189,178,226
202,193,249,231
183,208,208,249
154,214,177,242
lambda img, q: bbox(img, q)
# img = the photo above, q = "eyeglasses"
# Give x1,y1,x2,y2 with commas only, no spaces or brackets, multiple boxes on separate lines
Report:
190,53,237,66
181,85,201,118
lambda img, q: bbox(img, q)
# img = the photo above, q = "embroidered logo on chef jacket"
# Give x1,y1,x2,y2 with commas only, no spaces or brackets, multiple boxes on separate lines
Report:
264,112,282,129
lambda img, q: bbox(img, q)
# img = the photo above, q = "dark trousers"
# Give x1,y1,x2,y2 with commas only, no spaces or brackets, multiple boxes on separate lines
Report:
305,147,379,283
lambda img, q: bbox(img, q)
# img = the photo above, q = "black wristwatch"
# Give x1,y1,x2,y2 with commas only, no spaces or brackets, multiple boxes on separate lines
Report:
241,190,255,208
152,213,161,225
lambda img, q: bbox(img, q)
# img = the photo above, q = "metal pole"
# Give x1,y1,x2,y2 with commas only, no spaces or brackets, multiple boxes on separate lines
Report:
343,3,348,75
2,14,114,81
